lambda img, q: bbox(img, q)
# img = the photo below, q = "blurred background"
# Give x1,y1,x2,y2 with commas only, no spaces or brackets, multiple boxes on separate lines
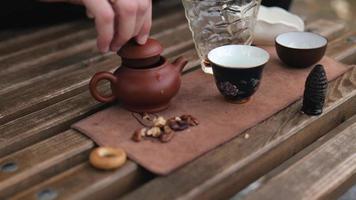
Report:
0,0,355,29
0,0,354,46
292,0,355,28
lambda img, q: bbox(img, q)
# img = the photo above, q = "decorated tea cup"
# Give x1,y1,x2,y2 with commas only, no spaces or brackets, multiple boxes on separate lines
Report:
208,45,270,103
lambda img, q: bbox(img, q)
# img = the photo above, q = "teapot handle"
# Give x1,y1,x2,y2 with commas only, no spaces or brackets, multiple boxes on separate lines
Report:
89,72,117,103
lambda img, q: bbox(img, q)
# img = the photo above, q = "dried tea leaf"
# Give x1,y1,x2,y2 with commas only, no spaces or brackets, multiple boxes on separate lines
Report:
153,116,167,127
132,128,147,142
147,127,162,137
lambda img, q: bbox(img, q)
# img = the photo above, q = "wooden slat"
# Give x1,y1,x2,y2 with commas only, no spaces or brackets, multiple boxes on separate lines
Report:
306,19,346,41
232,113,356,200
171,47,199,72
0,22,193,96
0,57,118,125
327,31,356,65
0,28,96,75
0,130,94,198
0,20,91,58
0,90,104,157
243,115,356,200
10,162,151,200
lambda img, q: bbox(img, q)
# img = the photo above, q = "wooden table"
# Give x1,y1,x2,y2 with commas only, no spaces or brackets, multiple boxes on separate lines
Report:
0,0,355,199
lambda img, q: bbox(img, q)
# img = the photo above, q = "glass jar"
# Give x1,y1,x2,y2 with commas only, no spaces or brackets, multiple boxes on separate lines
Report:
182,0,262,74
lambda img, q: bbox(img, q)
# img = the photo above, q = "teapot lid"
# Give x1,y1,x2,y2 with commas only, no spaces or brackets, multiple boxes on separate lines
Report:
117,38,163,60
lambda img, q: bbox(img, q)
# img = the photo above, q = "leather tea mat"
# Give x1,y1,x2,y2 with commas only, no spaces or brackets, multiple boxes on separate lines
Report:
72,47,349,175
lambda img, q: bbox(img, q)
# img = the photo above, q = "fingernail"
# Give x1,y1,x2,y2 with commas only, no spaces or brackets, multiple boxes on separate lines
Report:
137,35,149,45
86,9,94,19
100,46,109,53
110,45,121,52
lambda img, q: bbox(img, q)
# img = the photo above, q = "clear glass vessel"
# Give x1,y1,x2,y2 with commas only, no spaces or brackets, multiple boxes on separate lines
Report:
182,0,262,74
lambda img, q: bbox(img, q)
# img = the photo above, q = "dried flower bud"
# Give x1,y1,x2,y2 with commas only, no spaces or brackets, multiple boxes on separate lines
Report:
160,131,174,143
167,117,190,131
167,118,177,127
181,115,199,126
132,128,147,142
142,113,150,120
153,116,167,127
163,125,173,134
168,119,180,131
177,120,189,131
147,127,162,137
133,114,198,143
189,117,199,126
177,119,188,126
180,115,190,121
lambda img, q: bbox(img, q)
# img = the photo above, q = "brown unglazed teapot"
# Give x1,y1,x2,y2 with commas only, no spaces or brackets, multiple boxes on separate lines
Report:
89,39,188,113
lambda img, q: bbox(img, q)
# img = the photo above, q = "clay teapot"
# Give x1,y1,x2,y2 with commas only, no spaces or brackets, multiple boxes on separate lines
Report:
89,39,188,113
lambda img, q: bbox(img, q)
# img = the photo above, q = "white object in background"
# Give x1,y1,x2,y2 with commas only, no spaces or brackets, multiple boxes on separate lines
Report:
254,6,305,46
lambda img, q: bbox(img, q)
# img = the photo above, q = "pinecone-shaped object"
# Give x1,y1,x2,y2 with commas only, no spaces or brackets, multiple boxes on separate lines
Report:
301,64,328,115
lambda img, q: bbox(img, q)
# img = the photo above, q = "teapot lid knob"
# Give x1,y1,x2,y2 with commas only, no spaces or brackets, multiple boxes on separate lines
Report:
117,38,163,60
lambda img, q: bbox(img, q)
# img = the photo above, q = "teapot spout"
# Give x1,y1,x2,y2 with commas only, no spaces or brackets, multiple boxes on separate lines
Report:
173,56,188,73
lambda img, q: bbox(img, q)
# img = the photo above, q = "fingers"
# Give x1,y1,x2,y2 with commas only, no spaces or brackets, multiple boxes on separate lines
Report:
136,1,152,45
83,0,114,53
81,0,152,52
110,0,137,51
110,0,151,51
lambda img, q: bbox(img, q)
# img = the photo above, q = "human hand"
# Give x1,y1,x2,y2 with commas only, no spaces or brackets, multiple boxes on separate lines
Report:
41,0,152,53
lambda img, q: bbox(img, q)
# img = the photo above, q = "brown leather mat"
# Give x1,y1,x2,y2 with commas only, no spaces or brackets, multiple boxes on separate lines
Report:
72,47,349,175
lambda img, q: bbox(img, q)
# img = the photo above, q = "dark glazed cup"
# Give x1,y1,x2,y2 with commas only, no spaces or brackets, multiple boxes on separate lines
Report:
275,32,327,68
208,45,270,103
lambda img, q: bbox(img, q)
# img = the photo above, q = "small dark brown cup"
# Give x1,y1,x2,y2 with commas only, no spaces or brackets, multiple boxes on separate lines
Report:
208,45,270,103
275,32,327,68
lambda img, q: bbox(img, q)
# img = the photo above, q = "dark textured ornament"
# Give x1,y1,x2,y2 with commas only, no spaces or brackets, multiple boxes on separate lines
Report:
302,64,328,115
